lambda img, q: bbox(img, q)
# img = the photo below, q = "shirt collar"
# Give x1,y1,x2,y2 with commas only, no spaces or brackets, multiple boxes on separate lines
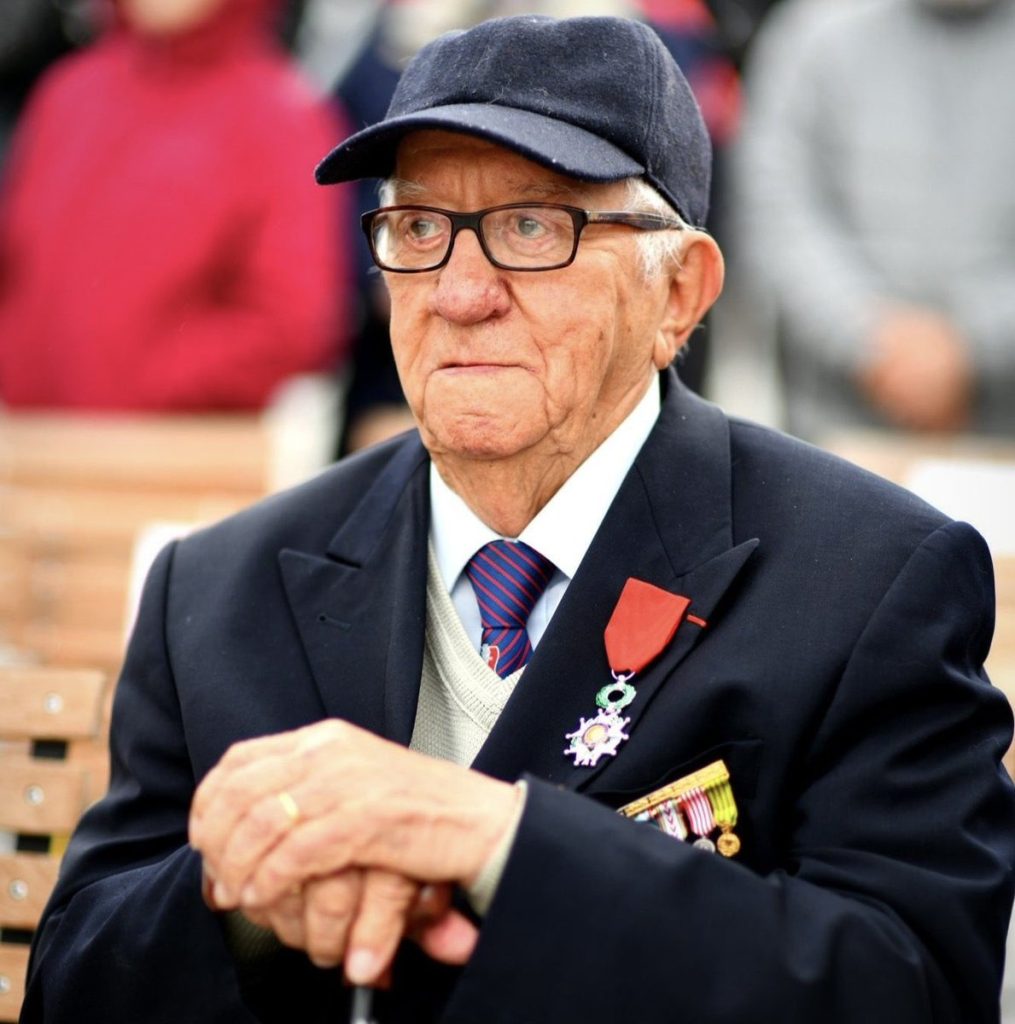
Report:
430,377,661,590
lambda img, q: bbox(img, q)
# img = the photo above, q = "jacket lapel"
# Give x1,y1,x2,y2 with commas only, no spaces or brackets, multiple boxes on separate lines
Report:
278,437,431,743
471,372,758,787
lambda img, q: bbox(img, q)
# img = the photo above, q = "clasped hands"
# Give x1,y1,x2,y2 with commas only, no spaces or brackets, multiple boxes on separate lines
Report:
188,719,521,985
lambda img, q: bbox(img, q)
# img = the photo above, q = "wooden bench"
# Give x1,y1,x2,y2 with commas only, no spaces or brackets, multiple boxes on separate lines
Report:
0,667,109,1022
0,412,275,673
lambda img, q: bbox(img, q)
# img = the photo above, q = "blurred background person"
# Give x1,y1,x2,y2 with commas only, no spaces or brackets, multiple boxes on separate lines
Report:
0,0,351,411
730,0,1015,442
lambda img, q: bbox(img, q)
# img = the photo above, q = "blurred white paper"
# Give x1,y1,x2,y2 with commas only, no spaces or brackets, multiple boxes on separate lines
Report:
906,460,1015,556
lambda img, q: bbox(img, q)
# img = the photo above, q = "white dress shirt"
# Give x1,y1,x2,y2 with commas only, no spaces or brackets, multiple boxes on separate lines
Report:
429,377,661,653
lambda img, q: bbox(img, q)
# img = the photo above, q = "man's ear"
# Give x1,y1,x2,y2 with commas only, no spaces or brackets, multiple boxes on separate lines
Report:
652,233,725,370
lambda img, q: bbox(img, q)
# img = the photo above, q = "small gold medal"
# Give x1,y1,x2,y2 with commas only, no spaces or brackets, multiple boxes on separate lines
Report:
716,828,741,858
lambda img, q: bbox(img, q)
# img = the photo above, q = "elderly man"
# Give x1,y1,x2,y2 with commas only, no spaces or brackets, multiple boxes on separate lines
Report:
23,14,1014,1024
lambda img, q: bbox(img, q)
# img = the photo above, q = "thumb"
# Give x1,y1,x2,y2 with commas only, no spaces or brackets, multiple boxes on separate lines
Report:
413,909,479,965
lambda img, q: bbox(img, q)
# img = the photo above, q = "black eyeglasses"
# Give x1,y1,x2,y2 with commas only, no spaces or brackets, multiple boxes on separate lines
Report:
361,203,684,273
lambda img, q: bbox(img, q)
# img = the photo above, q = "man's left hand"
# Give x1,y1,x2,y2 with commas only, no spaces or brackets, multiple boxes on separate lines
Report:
189,720,520,975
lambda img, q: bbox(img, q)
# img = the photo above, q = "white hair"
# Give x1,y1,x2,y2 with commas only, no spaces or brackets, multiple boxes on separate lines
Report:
622,178,692,280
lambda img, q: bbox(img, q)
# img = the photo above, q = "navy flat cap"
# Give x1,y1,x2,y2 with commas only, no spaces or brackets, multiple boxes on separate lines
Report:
315,15,712,228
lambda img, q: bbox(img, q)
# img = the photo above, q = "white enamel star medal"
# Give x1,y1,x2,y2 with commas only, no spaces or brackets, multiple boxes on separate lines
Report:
564,686,633,767
564,578,695,768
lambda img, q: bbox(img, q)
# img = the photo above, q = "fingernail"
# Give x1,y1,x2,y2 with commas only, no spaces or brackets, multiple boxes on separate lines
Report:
240,884,259,907
213,881,233,906
345,949,377,985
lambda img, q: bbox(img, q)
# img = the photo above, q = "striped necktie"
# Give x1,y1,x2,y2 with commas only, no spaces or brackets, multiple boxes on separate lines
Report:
464,540,555,678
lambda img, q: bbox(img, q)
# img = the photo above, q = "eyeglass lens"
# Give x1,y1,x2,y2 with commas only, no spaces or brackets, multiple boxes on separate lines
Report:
370,206,578,271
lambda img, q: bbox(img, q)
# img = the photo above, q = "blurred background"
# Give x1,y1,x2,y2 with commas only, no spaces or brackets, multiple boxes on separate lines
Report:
0,0,1012,1018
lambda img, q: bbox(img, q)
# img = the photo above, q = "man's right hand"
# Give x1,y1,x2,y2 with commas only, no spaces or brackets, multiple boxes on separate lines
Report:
206,863,478,983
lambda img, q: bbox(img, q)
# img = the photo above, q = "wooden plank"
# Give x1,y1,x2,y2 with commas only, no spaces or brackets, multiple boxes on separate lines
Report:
27,557,132,630
4,487,252,551
67,738,111,805
0,537,29,627
0,668,106,741
0,854,59,930
0,414,269,493
0,753,90,835
14,623,128,676
0,944,29,1023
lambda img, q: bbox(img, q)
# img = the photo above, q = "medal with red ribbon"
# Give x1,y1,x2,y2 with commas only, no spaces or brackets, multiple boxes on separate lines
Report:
564,578,699,767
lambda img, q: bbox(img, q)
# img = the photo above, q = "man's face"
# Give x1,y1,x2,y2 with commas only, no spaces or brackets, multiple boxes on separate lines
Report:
385,132,676,467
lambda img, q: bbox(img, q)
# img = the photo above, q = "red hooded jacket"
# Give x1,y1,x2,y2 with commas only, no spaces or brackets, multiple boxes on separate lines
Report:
0,0,350,410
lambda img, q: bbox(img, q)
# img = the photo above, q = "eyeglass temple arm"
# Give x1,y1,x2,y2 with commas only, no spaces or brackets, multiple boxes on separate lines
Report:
585,212,685,231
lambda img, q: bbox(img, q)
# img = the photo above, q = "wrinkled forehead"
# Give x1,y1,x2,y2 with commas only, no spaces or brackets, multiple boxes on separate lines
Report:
391,130,630,205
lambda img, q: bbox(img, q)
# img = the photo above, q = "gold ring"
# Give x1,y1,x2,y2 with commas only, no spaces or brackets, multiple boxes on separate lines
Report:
277,790,300,824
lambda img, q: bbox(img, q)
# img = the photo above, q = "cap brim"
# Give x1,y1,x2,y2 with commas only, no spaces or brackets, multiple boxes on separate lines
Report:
315,103,644,186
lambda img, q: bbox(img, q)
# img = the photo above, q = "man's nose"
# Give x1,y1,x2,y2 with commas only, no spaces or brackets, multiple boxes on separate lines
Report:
429,228,511,324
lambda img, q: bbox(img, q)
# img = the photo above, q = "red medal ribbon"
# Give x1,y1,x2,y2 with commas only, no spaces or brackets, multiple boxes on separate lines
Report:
604,578,692,676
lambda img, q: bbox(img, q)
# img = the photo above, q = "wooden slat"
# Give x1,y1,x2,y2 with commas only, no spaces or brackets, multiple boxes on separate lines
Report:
0,414,269,493
0,855,59,930
67,738,111,804
0,753,90,835
12,624,127,676
4,486,250,552
0,944,30,1023
0,537,29,628
27,557,132,630
0,668,106,741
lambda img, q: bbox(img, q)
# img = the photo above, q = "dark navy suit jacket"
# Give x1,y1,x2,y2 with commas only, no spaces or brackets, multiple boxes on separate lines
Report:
23,372,1015,1023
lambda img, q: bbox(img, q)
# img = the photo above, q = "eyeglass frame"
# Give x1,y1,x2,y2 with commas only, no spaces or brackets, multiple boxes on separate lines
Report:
360,202,686,273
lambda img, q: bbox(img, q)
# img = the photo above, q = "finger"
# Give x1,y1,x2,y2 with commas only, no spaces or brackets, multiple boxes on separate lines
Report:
207,787,314,905
263,890,308,951
191,724,360,896
202,862,219,909
242,814,360,907
344,870,419,985
191,730,302,821
241,906,273,930
191,720,349,837
191,754,302,864
412,909,480,965
410,883,453,924
302,872,363,969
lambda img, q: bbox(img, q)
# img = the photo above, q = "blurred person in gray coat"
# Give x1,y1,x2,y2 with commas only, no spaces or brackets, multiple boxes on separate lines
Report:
733,0,1015,440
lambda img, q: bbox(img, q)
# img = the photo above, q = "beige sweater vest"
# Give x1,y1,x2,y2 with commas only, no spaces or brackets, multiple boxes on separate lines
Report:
409,546,524,766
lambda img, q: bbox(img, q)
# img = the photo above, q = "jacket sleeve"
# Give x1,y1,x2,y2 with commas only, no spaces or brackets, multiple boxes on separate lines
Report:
443,521,1015,1024
21,543,263,1023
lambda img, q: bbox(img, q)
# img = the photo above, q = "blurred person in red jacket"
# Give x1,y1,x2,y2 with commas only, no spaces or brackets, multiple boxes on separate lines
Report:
0,0,350,410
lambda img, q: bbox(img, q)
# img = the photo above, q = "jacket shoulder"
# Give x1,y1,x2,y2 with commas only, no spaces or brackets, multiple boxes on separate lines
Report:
175,431,426,564
728,417,950,534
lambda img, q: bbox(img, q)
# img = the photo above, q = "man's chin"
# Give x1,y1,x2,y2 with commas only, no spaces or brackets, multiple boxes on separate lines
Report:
422,415,541,463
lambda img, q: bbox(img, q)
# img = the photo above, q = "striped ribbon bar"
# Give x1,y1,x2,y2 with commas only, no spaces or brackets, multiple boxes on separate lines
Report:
618,759,742,857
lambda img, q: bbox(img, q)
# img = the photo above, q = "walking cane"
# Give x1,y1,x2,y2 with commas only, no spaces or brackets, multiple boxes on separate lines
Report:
350,986,377,1024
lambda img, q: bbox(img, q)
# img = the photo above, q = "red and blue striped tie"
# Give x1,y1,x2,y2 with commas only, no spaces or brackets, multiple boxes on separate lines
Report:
464,540,555,678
